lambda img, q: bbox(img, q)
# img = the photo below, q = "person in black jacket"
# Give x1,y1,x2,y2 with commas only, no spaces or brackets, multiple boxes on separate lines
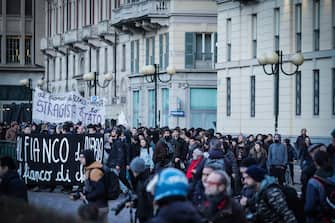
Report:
128,157,153,223
0,156,27,202
106,128,130,190
79,150,108,223
171,128,187,170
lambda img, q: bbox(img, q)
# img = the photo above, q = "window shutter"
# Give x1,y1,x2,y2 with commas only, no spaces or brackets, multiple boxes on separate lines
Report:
214,32,217,63
146,38,149,65
130,41,134,73
185,32,195,69
151,37,155,65
136,40,139,73
159,34,163,69
165,33,169,69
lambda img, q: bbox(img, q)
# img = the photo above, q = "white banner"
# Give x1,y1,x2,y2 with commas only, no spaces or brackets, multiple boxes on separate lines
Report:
32,88,105,125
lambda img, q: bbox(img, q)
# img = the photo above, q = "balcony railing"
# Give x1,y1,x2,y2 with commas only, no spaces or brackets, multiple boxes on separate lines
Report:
113,0,170,24
63,29,78,45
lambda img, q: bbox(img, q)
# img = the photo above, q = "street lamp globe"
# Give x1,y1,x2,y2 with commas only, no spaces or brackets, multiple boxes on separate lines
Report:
19,79,29,86
104,73,113,81
166,65,176,75
83,72,95,81
37,79,44,87
267,52,279,64
257,53,268,65
290,53,304,66
147,65,155,75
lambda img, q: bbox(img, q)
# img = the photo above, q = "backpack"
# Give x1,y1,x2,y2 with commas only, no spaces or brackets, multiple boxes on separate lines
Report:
262,184,305,223
100,165,121,200
312,175,335,222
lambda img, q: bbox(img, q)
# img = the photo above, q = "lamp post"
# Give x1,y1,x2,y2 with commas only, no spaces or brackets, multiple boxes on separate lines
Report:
142,64,176,128
83,72,113,96
258,51,304,133
19,77,45,121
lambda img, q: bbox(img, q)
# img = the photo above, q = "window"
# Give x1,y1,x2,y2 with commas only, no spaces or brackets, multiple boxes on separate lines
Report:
90,0,95,24
185,32,195,69
104,47,108,73
333,68,335,115
122,44,126,71
25,0,33,16
250,76,255,117
195,34,202,60
214,32,218,63
52,58,56,81
47,2,52,36
6,0,20,15
296,71,301,116
162,88,169,127
59,58,63,81
72,55,76,77
252,14,257,58
148,89,155,127
295,4,302,53
274,8,280,51
227,77,231,116
313,0,320,51
6,36,20,64
133,90,140,128
313,70,319,115
130,40,139,73
67,0,72,30
25,36,32,64
164,33,169,69
145,37,155,65
227,18,232,61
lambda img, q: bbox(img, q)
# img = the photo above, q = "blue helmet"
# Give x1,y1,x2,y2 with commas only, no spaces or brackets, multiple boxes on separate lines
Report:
153,168,188,201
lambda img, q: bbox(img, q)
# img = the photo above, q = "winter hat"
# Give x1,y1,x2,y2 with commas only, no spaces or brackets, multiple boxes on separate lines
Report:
130,157,145,173
245,165,267,182
80,150,95,167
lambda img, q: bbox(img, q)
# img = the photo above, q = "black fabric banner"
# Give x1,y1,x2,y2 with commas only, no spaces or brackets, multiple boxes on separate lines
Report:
16,134,104,186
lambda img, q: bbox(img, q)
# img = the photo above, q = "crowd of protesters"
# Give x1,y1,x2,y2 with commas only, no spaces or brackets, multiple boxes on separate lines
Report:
0,120,335,223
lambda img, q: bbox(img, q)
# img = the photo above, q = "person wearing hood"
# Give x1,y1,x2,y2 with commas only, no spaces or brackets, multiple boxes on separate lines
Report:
0,156,27,202
146,168,202,223
305,150,335,223
242,165,297,223
267,133,288,185
79,149,108,223
199,170,246,223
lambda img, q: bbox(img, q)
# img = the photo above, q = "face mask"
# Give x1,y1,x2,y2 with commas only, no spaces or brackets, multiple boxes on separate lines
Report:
274,139,280,143
164,136,170,141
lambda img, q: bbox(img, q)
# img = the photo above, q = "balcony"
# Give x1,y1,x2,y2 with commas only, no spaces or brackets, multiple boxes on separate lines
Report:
40,37,52,50
52,34,63,48
96,20,113,36
113,0,170,33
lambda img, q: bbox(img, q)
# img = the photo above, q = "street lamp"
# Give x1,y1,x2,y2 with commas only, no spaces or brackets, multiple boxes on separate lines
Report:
258,50,304,133
141,64,176,128
83,72,113,96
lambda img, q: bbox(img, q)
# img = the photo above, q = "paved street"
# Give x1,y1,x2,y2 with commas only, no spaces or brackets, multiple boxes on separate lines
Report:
28,191,132,223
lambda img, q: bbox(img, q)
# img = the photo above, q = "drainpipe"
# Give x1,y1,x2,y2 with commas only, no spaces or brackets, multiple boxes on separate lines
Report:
114,32,117,97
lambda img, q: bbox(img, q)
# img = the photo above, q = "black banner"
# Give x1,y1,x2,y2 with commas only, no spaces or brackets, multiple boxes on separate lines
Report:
16,134,104,186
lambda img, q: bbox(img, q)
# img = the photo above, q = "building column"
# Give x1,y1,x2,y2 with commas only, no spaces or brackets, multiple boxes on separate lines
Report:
20,0,26,65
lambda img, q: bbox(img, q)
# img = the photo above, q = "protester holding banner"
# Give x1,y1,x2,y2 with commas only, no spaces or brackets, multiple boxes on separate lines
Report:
79,149,108,223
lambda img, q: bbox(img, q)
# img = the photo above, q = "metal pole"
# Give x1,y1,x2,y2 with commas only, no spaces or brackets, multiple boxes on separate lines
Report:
94,72,97,96
274,51,280,133
154,64,158,128
28,79,32,122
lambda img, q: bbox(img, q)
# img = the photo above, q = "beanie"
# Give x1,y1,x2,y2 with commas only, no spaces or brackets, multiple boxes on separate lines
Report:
130,157,145,173
80,150,95,167
245,165,266,182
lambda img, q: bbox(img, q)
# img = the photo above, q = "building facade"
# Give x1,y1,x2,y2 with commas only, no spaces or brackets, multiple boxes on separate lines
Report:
42,0,218,128
0,0,45,123
216,0,335,138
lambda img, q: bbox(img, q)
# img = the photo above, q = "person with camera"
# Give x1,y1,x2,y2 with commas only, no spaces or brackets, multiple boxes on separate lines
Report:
126,157,153,223
146,168,202,223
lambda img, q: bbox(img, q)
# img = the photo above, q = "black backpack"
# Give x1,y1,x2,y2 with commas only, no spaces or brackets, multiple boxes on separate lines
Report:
101,165,121,200
263,184,304,223
312,175,335,222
